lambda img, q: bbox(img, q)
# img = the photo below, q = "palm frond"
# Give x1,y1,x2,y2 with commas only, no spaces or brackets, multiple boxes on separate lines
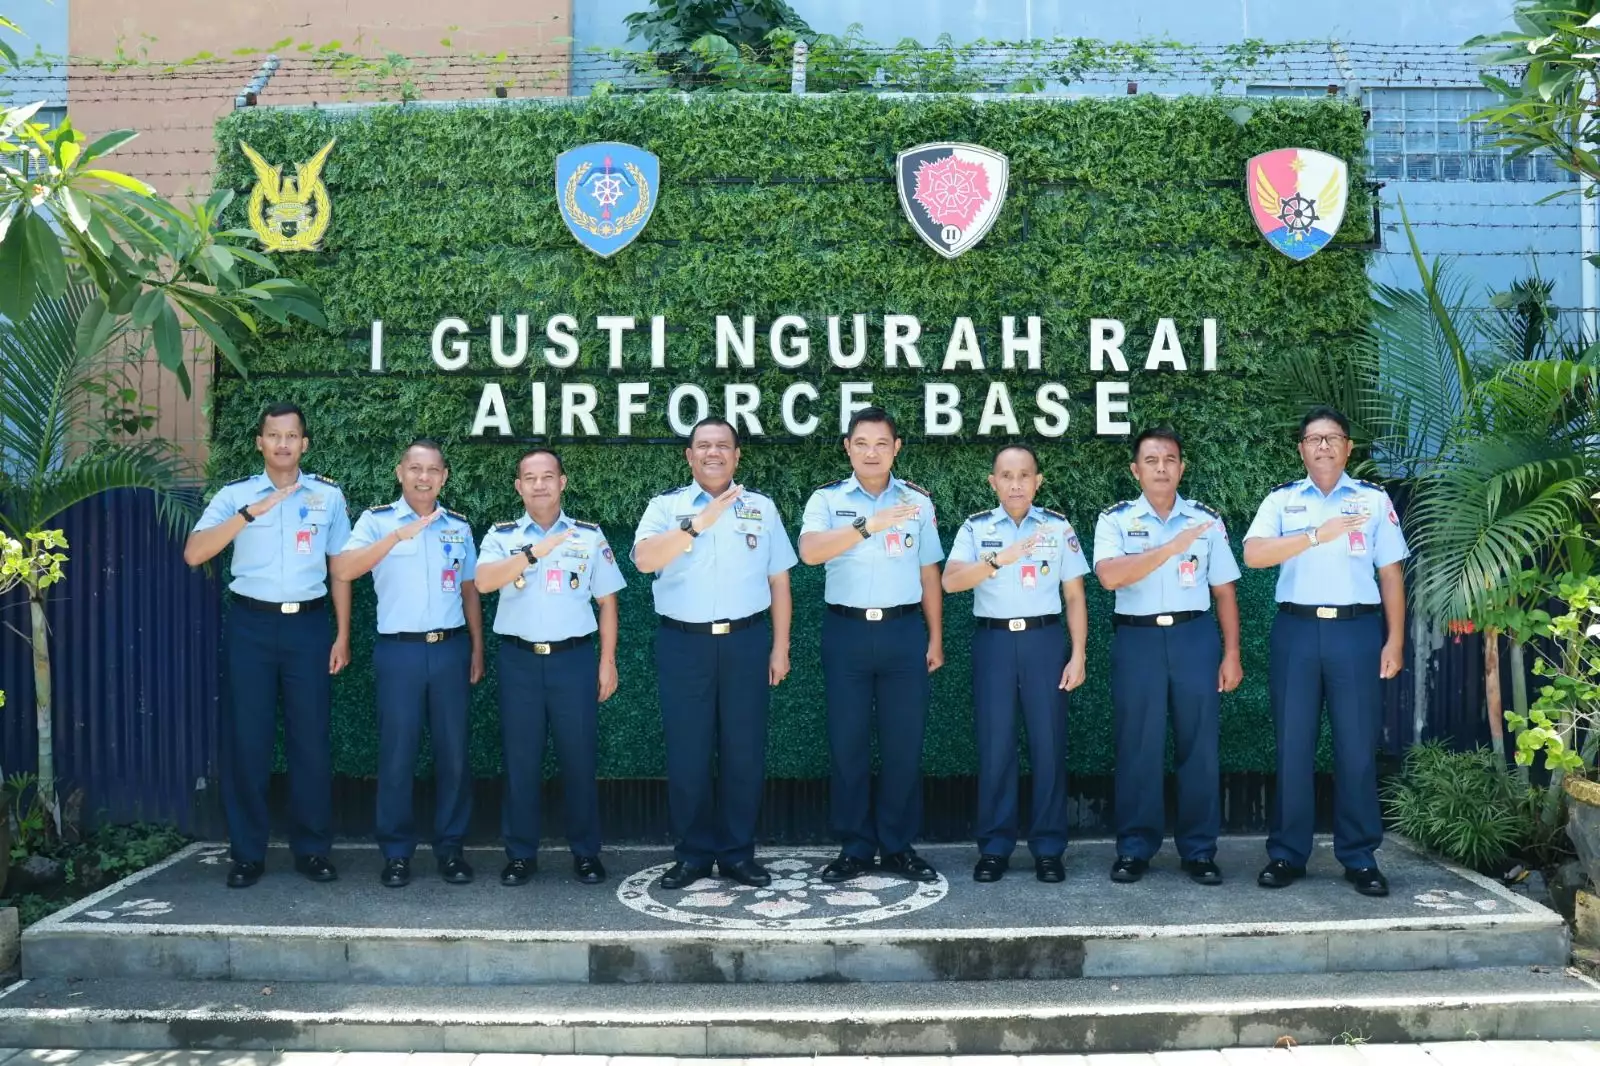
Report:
0,284,99,487
3,445,200,541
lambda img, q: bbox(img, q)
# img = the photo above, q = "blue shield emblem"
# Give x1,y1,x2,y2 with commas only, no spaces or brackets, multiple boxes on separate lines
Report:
555,142,659,258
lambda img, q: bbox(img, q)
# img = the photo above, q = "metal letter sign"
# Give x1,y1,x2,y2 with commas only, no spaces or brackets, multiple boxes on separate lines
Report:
896,142,1009,259
1247,147,1348,261
556,142,659,257
241,138,335,253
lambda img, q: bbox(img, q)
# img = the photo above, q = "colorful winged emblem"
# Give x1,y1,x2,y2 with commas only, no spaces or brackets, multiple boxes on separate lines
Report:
240,138,336,253
896,142,1009,259
556,142,659,258
1246,148,1347,261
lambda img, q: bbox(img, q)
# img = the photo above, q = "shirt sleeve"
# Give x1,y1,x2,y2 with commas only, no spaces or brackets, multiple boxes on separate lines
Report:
343,510,381,551
765,504,799,576
325,491,352,555
1372,491,1410,567
591,536,627,598
948,519,977,564
1059,522,1090,580
799,489,831,537
459,527,478,582
632,494,671,556
1243,492,1282,541
192,484,239,533
917,501,944,564
1092,513,1122,566
478,529,509,564
1207,520,1242,585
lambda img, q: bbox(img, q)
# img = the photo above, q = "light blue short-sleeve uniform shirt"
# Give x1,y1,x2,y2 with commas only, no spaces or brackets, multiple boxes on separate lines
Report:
343,498,478,634
1242,474,1409,605
799,475,944,608
1092,493,1241,615
479,511,626,642
948,504,1089,618
192,469,351,602
631,484,798,624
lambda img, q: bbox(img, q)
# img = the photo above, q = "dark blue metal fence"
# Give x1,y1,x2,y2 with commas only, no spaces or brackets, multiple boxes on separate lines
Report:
0,489,222,832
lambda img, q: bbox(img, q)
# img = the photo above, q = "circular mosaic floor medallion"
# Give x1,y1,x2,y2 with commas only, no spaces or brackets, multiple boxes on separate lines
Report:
615,849,949,929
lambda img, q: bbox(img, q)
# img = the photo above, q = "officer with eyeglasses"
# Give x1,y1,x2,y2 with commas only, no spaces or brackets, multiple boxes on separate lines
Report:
1242,406,1408,898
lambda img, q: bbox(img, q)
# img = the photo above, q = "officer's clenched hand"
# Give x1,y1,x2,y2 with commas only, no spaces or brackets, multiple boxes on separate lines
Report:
866,503,920,535
1314,513,1365,543
531,528,572,560
396,510,442,541
1379,641,1403,680
768,645,791,686
1168,520,1212,556
329,636,350,675
926,641,944,673
691,483,744,533
598,657,619,702
1059,654,1086,692
248,485,296,518
995,533,1040,567
1217,652,1243,693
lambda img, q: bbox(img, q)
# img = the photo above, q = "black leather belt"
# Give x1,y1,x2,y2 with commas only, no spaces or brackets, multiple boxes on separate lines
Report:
828,603,921,622
659,611,766,636
978,614,1060,632
1113,610,1208,628
232,593,325,615
1280,603,1381,620
380,626,467,644
503,634,591,656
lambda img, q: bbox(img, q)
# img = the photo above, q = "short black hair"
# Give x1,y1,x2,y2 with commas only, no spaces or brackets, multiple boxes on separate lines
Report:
257,402,308,440
993,443,1039,472
846,406,898,440
1299,405,1351,438
401,437,448,469
689,416,740,449
517,448,564,476
1132,427,1183,461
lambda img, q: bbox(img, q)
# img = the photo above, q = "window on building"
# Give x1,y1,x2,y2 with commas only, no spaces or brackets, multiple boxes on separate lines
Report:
3,105,67,180
1247,87,1570,183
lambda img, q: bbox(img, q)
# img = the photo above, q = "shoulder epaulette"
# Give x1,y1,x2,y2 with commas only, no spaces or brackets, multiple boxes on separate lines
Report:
1354,478,1384,492
815,477,847,492
368,503,395,514
224,474,254,486
1272,478,1301,493
967,509,992,521
653,486,683,499
1191,500,1222,519
305,472,339,487
1039,507,1067,521
492,520,517,533
444,508,470,523
572,519,601,531
1100,500,1133,516
899,479,933,498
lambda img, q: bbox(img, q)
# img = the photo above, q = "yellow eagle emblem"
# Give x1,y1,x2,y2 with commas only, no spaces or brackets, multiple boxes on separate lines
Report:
240,138,336,253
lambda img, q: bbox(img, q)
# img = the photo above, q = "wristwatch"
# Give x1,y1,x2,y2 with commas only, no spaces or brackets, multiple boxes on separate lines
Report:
237,504,256,524
521,544,538,566
680,516,700,538
981,550,1001,571
853,516,870,539
1305,529,1320,547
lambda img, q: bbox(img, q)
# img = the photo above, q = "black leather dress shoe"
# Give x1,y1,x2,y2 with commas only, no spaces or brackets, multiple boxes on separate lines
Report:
1035,855,1066,883
381,857,411,888
226,860,264,888
972,855,1008,883
1110,856,1148,883
574,855,606,884
881,850,939,883
501,858,535,886
1182,859,1223,886
659,861,712,890
820,854,872,883
1344,866,1390,897
439,855,475,884
1257,858,1306,888
293,854,338,883
719,858,772,887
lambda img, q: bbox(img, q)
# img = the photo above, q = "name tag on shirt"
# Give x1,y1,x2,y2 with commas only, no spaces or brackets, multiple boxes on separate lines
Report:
545,569,563,594
1348,531,1368,556
1284,505,1307,514
1020,563,1038,589
981,540,1003,548
835,510,858,517
442,567,458,593
295,529,313,555
1178,557,1197,588
885,532,904,558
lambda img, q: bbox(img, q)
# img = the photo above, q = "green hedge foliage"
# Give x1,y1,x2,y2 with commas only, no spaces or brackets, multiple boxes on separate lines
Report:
210,92,1371,778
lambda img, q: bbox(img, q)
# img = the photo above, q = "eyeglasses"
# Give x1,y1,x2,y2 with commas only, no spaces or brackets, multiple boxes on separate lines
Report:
1300,434,1349,448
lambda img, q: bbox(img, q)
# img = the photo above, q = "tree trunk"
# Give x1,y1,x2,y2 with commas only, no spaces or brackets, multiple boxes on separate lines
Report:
1508,639,1530,783
28,588,56,828
1484,626,1504,758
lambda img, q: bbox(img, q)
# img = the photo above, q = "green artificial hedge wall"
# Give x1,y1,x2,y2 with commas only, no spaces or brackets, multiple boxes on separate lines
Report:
210,92,1372,779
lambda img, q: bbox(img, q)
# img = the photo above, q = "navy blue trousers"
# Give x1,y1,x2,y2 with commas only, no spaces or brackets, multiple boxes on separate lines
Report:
1110,617,1222,861
373,635,472,859
1268,612,1385,869
654,622,769,866
498,639,601,860
972,624,1069,858
822,611,929,859
222,605,333,864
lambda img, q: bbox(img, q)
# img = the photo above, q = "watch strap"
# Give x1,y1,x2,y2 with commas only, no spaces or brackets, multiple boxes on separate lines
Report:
237,504,256,524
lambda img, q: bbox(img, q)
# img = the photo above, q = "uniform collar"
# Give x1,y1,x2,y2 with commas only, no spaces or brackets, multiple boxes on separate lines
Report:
1297,473,1357,499
686,481,727,505
256,468,307,493
522,510,570,536
1133,492,1196,521
990,504,1038,527
845,473,899,500
393,496,449,523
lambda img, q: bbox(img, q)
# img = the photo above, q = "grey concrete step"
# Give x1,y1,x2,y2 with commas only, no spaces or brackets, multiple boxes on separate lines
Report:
22,838,1567,985
0,968,1595,1054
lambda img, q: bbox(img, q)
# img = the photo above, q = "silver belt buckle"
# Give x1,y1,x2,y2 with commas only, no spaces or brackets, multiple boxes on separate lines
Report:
711,621,731,635
1008,618,1026,632
1156,614,1174,627
425,630,443,644
280,601,301,615
1316,606,1339,620
533,642,551,655
865,608,884,622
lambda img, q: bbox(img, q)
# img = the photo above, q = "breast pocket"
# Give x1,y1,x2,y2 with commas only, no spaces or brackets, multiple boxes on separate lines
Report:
388,536,420,557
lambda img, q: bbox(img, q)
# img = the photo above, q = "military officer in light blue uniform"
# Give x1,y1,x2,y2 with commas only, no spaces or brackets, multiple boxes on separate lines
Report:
476,448,624,887
332,439,484,889
184,403,352,890
799,407,945,886
943,444,1088,884
1243,406,1408,898
1093,428,1243,886
632,417,797,892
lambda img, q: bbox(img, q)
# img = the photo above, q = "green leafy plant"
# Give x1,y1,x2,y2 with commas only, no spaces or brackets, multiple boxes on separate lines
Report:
621,0,811,89
1504,569,1600,774
2,772,48,860
1383,740,1530,871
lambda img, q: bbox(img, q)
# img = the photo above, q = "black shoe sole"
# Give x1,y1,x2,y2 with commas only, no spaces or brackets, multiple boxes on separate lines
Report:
382,878,410,888
885,867,939,884
501,875,532,887
442,874,474,885
659,868,712,890
820,864,870,883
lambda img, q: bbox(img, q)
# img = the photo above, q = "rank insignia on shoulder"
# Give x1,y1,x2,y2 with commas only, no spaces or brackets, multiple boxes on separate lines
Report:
967,509,992,521
444,508,470,523
224,474,255,486
899,479,933,498
1192,501,1221,519
816,477,847,492
368,503,395,514
1101,500,1132,516
1039,507,1066,521
492,520,517,533
306,472,339,487
572,519,600,531
1355,478,1383,492
1272,478,1302,493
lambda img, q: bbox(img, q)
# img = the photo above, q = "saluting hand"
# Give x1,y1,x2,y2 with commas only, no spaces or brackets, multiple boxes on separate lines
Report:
1314,513,1366,543
598,658,619,702
1059,654,1086,692
329,637,350,676
1168,520,1213,556
528,528,572,563
866,503,921,535
996,534,1041,567
396,509,442,541
692,483,744,533
247,485,296,519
